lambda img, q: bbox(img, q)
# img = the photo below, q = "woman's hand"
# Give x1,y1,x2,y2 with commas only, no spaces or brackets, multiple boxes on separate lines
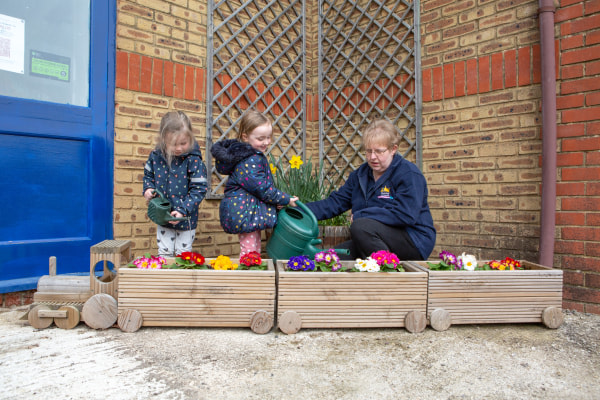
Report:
169,210,184,225
144,188,156,203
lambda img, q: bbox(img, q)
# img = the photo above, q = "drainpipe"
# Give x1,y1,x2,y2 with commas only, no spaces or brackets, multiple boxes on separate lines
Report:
538,0,557,267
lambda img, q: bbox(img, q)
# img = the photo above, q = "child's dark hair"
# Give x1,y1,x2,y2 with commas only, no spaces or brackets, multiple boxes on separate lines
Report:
157,111,196,164
238,109,271,140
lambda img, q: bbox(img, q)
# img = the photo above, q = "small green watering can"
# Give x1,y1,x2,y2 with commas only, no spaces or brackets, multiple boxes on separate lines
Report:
147,189,187,226
266,201,350,263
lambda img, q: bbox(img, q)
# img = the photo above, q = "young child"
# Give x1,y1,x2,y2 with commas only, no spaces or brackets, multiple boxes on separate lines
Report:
143,111,208,257
210,109,298,256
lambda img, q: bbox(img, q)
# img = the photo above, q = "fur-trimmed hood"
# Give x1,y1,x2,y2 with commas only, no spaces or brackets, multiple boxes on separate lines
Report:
211,139,260,175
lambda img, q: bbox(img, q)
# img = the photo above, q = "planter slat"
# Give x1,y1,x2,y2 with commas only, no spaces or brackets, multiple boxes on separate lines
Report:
117,259,275,332
408,260,564,329
276,261,428,333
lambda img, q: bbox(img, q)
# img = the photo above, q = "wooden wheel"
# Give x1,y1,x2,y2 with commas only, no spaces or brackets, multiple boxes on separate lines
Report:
404,310,427,333
82,294,118,329
278,311,301,334
118,309,143,333
430,308,452,331
250,310,273,334
542,306,564,329
28,305,54,329
54,305,80,329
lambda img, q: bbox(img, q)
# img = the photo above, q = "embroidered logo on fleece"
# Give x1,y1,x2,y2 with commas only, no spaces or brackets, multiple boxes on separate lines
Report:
378,186,393,199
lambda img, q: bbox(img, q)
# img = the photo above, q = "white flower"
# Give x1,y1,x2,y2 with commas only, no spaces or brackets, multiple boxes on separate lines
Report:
458,252,477,271
355,257,380,272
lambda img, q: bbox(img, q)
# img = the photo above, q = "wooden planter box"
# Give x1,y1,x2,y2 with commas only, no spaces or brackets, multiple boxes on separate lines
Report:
275,260,428,334
117,259,276,334
408,260,564,330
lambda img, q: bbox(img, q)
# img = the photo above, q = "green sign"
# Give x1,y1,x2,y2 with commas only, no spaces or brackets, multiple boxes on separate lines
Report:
30,50,70,82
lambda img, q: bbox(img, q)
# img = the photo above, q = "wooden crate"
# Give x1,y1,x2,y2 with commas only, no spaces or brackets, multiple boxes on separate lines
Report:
117,259,276,333
408,260,564,330
275,261,428,334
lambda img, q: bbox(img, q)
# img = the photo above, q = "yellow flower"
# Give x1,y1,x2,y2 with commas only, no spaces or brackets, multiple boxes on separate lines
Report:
269,163,277,175
289,155,303,169
210,255,239,270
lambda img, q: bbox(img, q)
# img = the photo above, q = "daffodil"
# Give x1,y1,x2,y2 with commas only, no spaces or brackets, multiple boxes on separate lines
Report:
289,155,303,169
269,163,277,175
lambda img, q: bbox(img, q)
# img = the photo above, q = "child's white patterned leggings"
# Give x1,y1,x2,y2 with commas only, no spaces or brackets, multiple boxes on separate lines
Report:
156,226,195,257
239,231,261,256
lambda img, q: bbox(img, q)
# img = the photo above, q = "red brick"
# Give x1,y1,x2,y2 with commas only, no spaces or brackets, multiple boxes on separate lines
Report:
563,255,600,273
588,151,600,165
479,55,490,93
555,3,584,23
128,53,141,91
557,182,586,196
557,123,584,138
174,63,185,99
587,242,600,258
532,44,541,83
561,64,584,79
588,60,600,76
562,45,600,65
588,0,600,14
422,68,432,102
562,167,600,181
455,61,466,97
443,63,454,98
518,46,531,86
562,136,600,152
590,213,600,226
152,59,163,96
562,300,585,312
563,269,585,285
561,34,585,50
3,293,21,307
587,91,600,106
585,303,600,315
504,50,517,88
140,56,152,93
563,285,600,304
184,66,195,100
557,151,584,166
590,182,600,196
116,51,128,89
466,59,478,95
432,66,443,100
562,197,600,212
556,211,586,226
562,227,600,243
589,31,600,46
164,61,174,97
562,106,600,123
491,52,503,90
556,94,584,109
561,14,600,35
195,68,205,102
556,239,585,255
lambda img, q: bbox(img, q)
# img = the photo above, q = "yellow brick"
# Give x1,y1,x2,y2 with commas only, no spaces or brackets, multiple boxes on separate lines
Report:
138,0,171,13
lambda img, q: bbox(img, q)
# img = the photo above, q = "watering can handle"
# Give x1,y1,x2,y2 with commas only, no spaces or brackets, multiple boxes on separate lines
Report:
294,201,319,235
153,188,166,200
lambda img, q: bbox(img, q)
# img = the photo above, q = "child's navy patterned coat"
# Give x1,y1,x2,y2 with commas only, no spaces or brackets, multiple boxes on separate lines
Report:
143,144,208,230
211,139,291,234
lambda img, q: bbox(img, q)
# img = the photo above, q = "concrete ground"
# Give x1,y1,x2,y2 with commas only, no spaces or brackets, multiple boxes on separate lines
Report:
1,306,599,400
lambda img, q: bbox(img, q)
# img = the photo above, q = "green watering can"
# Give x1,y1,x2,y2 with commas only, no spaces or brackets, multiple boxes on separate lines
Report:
147,189,187,226
266,201,350,263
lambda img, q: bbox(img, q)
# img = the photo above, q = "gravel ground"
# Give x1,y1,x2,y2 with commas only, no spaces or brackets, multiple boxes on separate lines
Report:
1,306,599,400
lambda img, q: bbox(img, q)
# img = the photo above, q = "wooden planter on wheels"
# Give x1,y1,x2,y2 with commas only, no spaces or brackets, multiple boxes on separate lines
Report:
407,260,564,331
275,261,428,334
117,260,276,334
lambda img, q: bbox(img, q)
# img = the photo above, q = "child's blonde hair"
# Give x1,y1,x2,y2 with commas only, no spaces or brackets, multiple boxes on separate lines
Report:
237,109,271,140
157,111,196,165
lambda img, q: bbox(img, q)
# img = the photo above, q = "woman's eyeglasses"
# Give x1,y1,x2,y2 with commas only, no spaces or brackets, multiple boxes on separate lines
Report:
365,148,389,156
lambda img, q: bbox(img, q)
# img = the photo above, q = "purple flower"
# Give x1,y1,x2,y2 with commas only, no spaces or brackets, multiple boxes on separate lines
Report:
288,255,315,271
440,250,457,266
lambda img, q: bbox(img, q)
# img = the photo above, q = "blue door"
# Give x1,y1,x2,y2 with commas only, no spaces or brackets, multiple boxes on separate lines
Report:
0,1,115,291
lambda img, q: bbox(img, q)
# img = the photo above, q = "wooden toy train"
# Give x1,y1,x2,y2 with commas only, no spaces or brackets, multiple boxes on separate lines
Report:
25,240,564,334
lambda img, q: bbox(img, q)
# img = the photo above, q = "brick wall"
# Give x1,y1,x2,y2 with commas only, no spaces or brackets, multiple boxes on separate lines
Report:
421,0,600,313
112,0,599,314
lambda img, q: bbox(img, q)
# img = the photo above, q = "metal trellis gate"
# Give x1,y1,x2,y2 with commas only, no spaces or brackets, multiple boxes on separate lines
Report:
318,0,421,188
207,0,307,198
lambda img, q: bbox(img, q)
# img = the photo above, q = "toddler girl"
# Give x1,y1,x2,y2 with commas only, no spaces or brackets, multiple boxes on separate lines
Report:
211,110,298,256
143,111,208,256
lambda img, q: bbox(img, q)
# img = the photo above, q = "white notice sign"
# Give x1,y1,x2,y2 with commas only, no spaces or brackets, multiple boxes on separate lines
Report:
0,13,25,74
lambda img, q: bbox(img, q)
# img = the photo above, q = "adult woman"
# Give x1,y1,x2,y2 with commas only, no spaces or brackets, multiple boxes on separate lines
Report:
306,119,436,260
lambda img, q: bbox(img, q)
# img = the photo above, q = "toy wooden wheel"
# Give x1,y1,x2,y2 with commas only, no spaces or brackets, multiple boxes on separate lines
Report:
28,305,54,329
250,310,273,334
82,293,118,329
278,311,301,334
54,305,80,330
430,308,452,331
118,309,143,333
404,310,427,333
542,306,564,329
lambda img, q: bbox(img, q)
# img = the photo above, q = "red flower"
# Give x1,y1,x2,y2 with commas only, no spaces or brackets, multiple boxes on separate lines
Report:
177,251,205,265
240,251,262,267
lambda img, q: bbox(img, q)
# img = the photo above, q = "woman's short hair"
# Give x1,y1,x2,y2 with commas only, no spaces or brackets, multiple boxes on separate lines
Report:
362,119,400,149
238,109,271,139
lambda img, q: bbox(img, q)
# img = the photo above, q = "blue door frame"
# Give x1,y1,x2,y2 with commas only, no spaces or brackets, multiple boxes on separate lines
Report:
0,1,115,292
